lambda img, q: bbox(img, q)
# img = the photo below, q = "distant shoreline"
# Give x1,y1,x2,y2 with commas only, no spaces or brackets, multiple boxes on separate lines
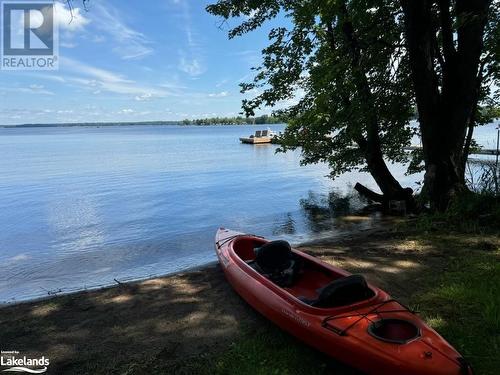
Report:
0,115,287,128
3,117,495,129
0,122,286,129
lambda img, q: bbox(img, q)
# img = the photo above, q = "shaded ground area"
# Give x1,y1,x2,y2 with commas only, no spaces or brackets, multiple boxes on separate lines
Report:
0,265,259,374
0,229,498,374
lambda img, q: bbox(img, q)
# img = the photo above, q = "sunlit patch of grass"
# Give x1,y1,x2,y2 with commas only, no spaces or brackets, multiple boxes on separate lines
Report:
30,302,60,317
424,315,446,330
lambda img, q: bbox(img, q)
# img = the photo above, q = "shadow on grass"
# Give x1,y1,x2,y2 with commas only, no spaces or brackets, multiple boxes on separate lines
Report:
0,267,260,374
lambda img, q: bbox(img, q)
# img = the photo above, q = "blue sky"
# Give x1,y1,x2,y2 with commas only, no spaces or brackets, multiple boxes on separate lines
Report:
0,0,283,125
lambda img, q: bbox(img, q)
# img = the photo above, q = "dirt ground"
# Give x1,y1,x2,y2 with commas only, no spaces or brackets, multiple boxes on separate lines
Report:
1,228,496,374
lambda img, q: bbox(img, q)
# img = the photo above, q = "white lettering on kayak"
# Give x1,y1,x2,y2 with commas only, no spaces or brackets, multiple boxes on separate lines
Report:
281,308,311,327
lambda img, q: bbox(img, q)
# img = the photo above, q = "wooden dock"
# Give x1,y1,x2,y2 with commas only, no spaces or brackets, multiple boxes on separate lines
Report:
239,136,273,144
405,146,499,156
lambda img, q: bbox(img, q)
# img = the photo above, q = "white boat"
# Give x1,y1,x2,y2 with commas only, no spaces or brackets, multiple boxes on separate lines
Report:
239,129,278,144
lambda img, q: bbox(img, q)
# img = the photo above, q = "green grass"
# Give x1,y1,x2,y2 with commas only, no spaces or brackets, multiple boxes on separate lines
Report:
413,246,500,374
113,323,346,375
408,192,500,233
207,325,333,375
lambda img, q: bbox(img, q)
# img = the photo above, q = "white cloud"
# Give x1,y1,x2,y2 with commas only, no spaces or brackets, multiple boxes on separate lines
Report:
135,93,153,101
60,57,169,98
91,4,153,60
215,79,229,88
159,81,188,90
208,91,229,98
171,1,206,77
54,1,91,32
179,55,205,76
62,57,130,83
23,73,66,83
60,41,77,48
230,50,261,67
92,35,106,43
273,88,306,109
1,85,54,96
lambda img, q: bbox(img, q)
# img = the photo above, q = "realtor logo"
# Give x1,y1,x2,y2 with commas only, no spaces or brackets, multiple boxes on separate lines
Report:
1,1,58,70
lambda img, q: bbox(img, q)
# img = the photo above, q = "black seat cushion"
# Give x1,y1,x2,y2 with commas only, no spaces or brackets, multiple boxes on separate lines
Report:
310,275,375,308
254,240,293,273
252,240,301,287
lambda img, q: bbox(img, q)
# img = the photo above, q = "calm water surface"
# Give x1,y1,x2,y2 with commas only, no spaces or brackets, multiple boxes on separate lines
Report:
0,123,497,302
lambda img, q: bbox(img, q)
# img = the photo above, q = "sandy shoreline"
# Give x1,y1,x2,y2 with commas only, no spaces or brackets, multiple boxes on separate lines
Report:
1,228,497,374
0,260,220,308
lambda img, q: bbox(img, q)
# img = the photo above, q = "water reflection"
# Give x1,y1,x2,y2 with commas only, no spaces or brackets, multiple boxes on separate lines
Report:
272,213,296,235
299,189,369,233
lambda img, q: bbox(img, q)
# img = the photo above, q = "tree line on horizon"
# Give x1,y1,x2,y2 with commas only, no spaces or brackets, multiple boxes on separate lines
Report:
181,114,286,125
2,114,286,128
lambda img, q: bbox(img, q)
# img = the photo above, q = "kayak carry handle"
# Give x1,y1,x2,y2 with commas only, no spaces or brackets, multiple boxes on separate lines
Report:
216,233,266,249
321,320,348,336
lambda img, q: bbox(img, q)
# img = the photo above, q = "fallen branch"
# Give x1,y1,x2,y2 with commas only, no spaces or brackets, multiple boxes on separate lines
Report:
354,183,385,203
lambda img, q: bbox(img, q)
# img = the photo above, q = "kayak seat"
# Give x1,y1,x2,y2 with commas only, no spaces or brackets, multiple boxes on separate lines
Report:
299,275,375,308
255,240,293,272
250,240,301,287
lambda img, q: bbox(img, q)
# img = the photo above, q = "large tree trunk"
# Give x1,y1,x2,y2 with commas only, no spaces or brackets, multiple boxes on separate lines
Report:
362,142,414,210
401,0,491,210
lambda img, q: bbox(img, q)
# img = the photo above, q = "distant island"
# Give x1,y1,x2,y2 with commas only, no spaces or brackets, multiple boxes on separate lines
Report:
1,115,286,128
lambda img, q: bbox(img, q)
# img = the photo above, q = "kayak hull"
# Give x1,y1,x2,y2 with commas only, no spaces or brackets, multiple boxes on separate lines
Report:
215,228,472,375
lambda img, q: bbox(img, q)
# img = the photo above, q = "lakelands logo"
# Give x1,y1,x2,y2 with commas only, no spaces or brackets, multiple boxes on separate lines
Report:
1,1,59,70
0,351,49,373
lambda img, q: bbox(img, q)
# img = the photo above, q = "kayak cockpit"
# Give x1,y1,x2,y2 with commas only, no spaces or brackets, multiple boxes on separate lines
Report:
231,237,375,308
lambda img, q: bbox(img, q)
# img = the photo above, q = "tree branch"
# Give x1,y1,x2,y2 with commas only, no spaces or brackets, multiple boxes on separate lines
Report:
325,21,368,150
337,1,380,145
461,56,487,174
438,0,456,62
433,32,445,73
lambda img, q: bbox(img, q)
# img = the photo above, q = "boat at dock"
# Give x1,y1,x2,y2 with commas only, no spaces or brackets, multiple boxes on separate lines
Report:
239,129,278,144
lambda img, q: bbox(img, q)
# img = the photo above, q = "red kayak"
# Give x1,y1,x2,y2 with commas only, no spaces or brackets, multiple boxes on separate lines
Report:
215,228,472,375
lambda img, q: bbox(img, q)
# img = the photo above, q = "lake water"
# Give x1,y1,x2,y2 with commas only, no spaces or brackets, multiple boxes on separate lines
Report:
0,122,498,303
